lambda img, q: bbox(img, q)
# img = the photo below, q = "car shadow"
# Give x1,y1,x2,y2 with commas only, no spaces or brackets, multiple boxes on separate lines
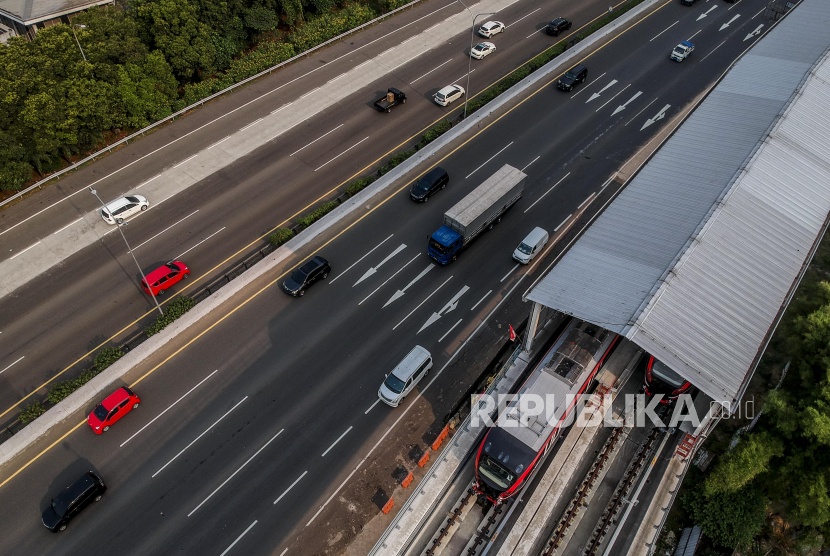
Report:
40,459,99,512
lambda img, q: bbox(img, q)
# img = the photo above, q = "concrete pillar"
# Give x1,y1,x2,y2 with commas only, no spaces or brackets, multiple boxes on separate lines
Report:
524,302,542,352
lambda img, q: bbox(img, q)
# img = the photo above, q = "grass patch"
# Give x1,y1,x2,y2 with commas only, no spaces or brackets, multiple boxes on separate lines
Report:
269,228,295,247
297,200,340,229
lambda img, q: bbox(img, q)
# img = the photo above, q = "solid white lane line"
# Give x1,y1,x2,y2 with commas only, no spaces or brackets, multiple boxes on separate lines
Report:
578,194,595,209
280,550,288,556
465,142,514,179
359,253,420,305
322,426,353,457
220,521,257,556
272,102,292,114
507,8,541,27
470,289,492,311
10,242,41,260
526,28,544,39
524,172,570,213
688,29,702,41
393,275,452,330
330,234,393,284
596,83,630,112
274,471,308,504
385,51,428,73
500,264,520,283
299,86,321,99
701,40,727,62
172,227,226,261
439,319,463,343
570,72,606,99
152,396,247,478
290,124,345,156
315,137,370,172
521,156,540,172
53,218,83,235
625,98,657,126
239,118,263,132
650,21,678,42
307,272,530,528
173,154,198,168
354,60,373,71
131,210,199,252
365,399,382,414
751,6,764,18
451,68,474,86
121,369,218,447
187,429,285,517
0,356,24,375
188,428,284,517
136,174,162,188
328,73,348,83
554,214,572,232
410,58,454,84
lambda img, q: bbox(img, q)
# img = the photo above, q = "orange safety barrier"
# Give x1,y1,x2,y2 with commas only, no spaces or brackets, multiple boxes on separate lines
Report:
418,451,430,468
402,472,414,488
382,497,395,514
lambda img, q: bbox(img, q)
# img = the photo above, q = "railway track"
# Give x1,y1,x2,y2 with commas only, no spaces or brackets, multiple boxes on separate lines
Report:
422,487,510,556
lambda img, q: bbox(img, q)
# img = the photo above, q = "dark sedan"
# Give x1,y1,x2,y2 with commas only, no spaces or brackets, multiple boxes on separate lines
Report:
283,256,331,296
547,17,572,36
42,471,106,532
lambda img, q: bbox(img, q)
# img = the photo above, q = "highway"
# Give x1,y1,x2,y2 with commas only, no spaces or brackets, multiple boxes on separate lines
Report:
0,0,778,554
0,0,614,426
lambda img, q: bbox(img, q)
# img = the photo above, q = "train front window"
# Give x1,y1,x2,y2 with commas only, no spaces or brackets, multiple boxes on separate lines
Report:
651,360,685,388
478,455,515,490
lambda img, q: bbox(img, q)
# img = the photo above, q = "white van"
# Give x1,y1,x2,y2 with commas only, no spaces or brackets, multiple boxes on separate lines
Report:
100,195,149,225
378,346,432,407
513,227,549,264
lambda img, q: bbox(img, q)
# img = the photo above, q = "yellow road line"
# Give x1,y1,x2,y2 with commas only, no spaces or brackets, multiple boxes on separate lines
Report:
0,0,670,488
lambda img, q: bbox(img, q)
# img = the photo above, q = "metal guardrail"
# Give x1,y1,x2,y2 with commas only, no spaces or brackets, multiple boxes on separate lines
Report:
0,0,430,209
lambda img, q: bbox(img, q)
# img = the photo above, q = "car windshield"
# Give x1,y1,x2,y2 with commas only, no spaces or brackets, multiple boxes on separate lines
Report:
517,242,533,255
565,70,577,80
475,44,485,50
290,269,309,283
93,404,108,421
674,46,685,53
478,455,515,489
384,374,406,394
436,92,446,101
165,263,180,273
51,497,68,518
652,360,686,387
429,238,449,254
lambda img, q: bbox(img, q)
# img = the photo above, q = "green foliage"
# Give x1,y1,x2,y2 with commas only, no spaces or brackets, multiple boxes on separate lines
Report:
94,346,124,372
345,176,376,196
416,120,451,149
245,5,280,30
48,367,101,405
0,133,33,191
19,401,46,424
705,433,783,494
145,297,197,336
297,200,339,229
269,227,295,247
279,0,305,26
287,3,376,52
685,481,767,550
378,150,414,175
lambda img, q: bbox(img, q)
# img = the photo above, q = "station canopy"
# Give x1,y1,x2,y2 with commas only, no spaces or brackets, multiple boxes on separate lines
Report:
527,0,830,404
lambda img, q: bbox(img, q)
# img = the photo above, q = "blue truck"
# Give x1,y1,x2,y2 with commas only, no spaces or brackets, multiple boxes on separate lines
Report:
428,164,526,265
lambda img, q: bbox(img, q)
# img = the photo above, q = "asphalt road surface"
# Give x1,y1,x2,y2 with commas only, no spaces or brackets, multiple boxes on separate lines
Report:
0,0,779,554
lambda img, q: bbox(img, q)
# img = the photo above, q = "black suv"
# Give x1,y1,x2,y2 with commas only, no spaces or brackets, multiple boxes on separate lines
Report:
546,17,572,36
42,471,106,532
283,256,331,296
557,64,588,91
410,167,449,202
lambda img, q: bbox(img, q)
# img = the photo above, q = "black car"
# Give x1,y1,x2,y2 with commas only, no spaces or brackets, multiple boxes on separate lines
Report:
643,356,692,403
283,256,331,296
410,167,449,202
557,64,588,91
680,0,697,4
546,17,572,36
42,471,106,532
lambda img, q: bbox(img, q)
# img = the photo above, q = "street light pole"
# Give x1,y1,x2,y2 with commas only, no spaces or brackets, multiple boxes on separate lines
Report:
71,24,87,62
457,0,495,119
89,188,164,316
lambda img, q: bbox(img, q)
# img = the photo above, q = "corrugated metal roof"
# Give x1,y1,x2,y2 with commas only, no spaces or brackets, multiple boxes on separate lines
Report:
0,0,111,25
527,0,830,403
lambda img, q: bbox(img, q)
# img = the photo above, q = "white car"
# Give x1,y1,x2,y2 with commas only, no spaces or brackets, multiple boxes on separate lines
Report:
434,84,465,106
100,195,149,225
478,21,505,38
470,42,496,60
670,40,695,62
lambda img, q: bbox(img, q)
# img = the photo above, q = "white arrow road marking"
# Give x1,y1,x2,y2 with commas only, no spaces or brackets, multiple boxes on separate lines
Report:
612,91,643,115
393,276,452,330
744,24,763,40
329,234,393,284
586,80,618,103
418,285,470,334
640,104,671,131
697,5,717,21
354,244,406,286
385,264,434,307
597,84,630,112
720,14,740,31
359,254,420,306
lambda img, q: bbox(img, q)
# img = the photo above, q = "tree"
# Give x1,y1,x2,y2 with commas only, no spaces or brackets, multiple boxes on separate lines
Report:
685,481,767,550
705,432,783,495
0,133,33,191
244,5,279,30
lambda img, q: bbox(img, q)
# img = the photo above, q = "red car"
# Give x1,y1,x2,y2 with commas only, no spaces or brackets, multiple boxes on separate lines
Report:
88,387,141,434
141,261,189,296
